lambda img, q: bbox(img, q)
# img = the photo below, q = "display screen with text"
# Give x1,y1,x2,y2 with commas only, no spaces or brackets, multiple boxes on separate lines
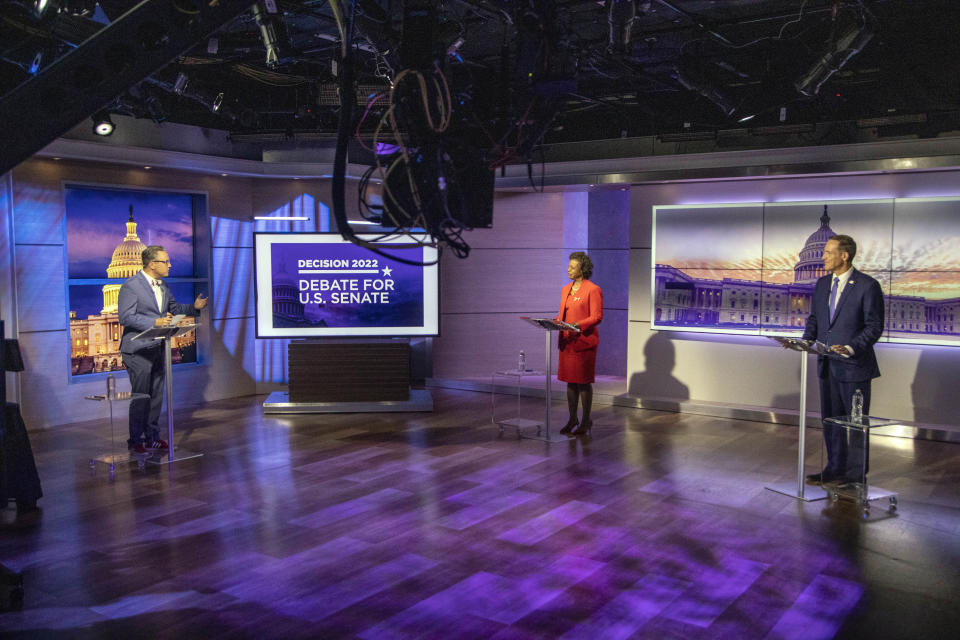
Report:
254,233,439,337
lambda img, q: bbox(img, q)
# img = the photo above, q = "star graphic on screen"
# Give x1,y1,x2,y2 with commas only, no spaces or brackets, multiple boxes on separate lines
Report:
382,266,393,277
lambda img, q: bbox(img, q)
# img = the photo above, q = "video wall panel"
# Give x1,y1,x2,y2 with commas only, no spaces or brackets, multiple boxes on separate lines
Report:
652,196,960,346
65,184,206,376
654,203,764,270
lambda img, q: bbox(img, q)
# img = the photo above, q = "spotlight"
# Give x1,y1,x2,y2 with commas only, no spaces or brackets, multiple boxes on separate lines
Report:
92,111,114,136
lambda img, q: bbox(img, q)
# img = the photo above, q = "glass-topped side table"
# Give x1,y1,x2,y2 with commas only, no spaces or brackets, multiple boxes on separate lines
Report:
820,415,900,518
85,390,150,477
491,369,544,439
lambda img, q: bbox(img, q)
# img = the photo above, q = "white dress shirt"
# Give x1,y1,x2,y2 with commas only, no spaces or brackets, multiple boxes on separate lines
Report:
831,267,854,312
143,270,163,312
831,267,855,355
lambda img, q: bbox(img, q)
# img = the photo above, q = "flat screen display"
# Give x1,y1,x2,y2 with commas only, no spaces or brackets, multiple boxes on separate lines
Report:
651,196,960,346
254,233,439,338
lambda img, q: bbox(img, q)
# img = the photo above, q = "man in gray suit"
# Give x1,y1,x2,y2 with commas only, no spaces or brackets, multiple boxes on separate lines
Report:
802,234,884,484
119,245,208,453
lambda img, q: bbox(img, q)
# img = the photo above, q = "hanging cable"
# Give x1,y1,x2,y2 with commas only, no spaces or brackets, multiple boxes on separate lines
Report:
330,0,437,267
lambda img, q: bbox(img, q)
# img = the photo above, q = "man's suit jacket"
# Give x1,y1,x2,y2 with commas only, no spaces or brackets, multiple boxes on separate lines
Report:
118,273,197,354
802,267,884,382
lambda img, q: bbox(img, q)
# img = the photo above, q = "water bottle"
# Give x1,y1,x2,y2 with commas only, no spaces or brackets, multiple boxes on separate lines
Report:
106,373,116,400
851,388,864,422
518,350,526,372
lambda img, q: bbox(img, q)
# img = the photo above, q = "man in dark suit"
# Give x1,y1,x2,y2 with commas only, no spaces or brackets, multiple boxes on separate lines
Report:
118,245,207,454
802,234,884,483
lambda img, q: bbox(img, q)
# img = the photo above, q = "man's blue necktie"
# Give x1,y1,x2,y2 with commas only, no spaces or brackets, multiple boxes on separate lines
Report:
828,276,839,321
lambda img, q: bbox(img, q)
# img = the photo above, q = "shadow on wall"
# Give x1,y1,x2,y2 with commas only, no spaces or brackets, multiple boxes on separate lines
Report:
912,347,960,426
628,331,690,412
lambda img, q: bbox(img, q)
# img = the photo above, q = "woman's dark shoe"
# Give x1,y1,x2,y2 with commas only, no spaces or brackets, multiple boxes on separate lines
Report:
559,418,578,435
571,419,592,436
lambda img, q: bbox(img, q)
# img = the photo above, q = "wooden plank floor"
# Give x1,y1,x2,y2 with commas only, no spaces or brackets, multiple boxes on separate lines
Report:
2,389,960,639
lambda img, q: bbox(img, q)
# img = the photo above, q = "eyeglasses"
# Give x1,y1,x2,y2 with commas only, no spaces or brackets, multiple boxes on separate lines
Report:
151,260,171,265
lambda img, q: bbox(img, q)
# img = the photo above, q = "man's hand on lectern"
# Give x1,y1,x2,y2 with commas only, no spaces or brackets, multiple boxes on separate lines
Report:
194,293,208,310
155,313,173,327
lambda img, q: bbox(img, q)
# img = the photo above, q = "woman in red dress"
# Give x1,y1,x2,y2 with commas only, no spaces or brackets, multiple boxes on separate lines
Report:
555,251,603,436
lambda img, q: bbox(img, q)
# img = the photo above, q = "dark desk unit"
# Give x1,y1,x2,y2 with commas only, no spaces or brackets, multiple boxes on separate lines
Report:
288,340,411,403
1,403,42,511
1,322,33,611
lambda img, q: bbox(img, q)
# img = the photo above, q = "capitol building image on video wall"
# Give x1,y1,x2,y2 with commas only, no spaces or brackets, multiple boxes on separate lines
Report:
654,206,960,338
69,209,196,375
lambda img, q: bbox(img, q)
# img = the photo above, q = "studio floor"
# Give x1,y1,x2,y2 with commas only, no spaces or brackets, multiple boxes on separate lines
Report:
2,388,959,639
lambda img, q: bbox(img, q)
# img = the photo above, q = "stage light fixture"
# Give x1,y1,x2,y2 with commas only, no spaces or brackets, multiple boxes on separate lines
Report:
36,0,97,16
676,65,737,117
606,0,637,54
252,1,295,68
173,72,189,95
3,48,46,75
92,111,114,136
29,52,43,75
795,21,874,97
